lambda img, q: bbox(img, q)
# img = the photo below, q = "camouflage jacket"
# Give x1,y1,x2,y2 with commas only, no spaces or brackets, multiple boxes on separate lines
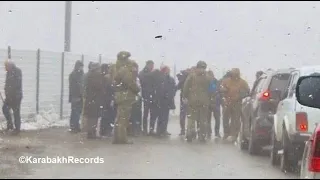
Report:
113,60,140,105
220,77,250,105
182,68,211,107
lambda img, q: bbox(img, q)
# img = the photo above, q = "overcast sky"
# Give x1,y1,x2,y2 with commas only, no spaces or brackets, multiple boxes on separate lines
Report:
0,1,320,84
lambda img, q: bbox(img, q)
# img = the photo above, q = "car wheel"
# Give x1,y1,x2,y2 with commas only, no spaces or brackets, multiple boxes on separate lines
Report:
270,127,280,166
239,121,248,150
280,126,293,172
248,125,261,155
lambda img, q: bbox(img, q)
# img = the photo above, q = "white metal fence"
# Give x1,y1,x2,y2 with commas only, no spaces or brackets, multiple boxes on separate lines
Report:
0,46,114,121
0,46,180,123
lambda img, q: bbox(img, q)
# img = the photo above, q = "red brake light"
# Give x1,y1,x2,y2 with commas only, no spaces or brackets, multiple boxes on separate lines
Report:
263,92,270,97
259,90,270,101
308,125,320,172
296,112,308,132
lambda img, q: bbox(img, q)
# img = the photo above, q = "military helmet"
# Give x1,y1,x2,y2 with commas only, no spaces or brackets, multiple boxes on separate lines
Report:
196,61,207,69
117,51,131,59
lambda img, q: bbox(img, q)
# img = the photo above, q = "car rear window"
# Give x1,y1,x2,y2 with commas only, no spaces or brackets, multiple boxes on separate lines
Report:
268,73,290,92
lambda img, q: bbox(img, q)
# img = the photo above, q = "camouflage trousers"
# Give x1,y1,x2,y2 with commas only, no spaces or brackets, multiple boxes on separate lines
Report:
113,104,133,143
187,105,208,140
222,102,241,138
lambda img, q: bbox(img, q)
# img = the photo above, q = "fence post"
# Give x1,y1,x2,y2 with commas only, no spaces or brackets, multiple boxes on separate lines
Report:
99,54,102,64
36,49,40,114
7,46,11,59
60,52,65,120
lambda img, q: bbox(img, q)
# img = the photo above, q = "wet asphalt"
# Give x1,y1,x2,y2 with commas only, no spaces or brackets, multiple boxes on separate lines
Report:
0,118,298,179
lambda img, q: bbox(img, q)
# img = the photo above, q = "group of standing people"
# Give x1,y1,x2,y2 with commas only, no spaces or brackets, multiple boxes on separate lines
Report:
68,51,251,144
68,49,251,143
177,62,250,142
0,54,251,145
68,51,177,144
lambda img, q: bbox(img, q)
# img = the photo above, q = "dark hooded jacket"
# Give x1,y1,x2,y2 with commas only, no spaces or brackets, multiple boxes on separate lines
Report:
69,60,84,103
150,69,163,104
155,72,176,109
139,66,155,100
5,62,22,101
83,61,94,98
83,63,104,118
176,69,190,101
101,64,114,108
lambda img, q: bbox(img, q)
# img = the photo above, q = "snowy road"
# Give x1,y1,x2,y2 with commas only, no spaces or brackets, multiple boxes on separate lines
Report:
0,119,298,179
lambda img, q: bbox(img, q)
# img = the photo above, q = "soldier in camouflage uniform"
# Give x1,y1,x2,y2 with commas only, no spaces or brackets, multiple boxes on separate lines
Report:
182,61,211,142
220,68,250,142
113,51,140,144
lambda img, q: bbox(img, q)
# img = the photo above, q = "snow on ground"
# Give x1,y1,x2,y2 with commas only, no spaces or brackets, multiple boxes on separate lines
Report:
0,105,68,131
21,112,68,131
0,106,178,131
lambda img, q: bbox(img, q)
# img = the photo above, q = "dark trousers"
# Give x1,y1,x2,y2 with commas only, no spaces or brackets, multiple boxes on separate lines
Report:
100,105,116,136
129,99,142,135
143,99,157,132
70,101,82,131
87,116,99,138
150,103,160,132
156,105,170,135
207,105,221,136
180,100,187,132
2,99,21,131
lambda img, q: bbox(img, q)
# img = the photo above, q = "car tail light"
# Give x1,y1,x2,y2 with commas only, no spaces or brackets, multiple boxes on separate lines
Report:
296,112,308,132
259,90,270,101
308,125,320,172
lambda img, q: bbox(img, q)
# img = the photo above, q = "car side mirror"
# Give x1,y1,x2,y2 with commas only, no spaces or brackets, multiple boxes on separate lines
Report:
296,76,320,109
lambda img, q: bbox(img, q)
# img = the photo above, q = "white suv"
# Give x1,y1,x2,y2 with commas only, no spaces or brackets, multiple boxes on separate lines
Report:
271,66,320,173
